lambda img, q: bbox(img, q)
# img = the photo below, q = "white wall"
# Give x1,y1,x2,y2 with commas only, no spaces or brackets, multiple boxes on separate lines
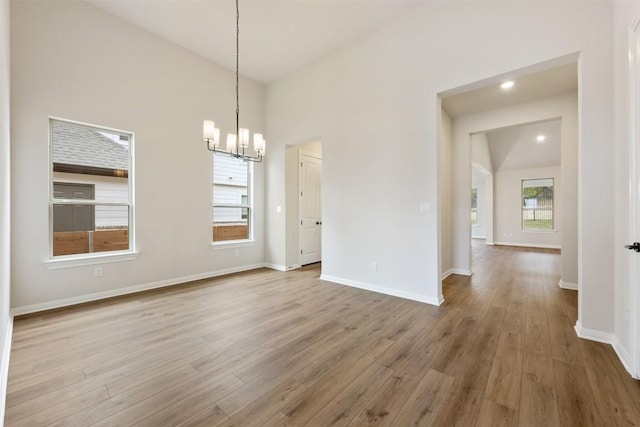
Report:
612,0,640,376
266,2,609,314
471,133,493,174
10,1,265,310
0,0,11,420
494,167,562,248
452,93,578,285
439,109,452,277
471,133,493,241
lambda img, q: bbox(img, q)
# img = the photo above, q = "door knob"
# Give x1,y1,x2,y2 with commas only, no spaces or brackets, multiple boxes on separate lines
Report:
625,242,640,252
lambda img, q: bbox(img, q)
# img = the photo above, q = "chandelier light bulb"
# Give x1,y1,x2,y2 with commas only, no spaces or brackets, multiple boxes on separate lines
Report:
227,134,237,154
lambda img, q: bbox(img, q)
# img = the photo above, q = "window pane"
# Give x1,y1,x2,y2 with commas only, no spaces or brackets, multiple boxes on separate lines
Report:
51,120,130,190
213,155,250,242
51,119,132,257
212,207,249,241
53,204,129,256
522,179,554,230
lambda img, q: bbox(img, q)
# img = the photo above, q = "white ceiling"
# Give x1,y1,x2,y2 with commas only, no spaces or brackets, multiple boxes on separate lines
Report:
87,0,425,84
485,119,561,171
441,62,578,118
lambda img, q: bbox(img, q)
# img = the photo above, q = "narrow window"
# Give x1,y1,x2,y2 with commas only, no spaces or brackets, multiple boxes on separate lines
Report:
522,178,554,230
50,118,134,257
471,188,478,225
212,156,251,242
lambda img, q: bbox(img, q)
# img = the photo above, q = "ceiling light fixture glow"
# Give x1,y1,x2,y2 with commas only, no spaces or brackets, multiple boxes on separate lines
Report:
536,135,546,142
500,81,515,90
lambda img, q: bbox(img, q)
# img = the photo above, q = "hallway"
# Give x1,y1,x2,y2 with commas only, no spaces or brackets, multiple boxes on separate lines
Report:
443,240,639,425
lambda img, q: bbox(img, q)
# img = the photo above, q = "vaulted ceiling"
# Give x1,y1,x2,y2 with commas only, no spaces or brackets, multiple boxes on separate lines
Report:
486,120,561,171
87,0,425,84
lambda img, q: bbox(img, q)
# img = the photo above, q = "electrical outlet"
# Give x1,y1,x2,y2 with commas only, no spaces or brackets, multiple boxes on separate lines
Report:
94,267,102,277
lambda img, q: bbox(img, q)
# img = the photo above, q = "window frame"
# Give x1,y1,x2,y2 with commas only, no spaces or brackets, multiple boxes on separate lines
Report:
521,177,554,232
211,156,254,245
47,117,136,262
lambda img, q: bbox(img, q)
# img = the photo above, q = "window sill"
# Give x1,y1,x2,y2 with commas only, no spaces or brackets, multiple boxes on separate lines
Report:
210,240,255,250
44,251,139,269
521,229,557,234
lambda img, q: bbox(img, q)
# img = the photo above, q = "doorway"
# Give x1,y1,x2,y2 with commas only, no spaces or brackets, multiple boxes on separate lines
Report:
284,141,323,270
437,57,579,313
299,151,322,265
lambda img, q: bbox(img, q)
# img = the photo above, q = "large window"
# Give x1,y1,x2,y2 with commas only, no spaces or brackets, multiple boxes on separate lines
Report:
50,118,133,257
522,178,554,230
212,156,251,242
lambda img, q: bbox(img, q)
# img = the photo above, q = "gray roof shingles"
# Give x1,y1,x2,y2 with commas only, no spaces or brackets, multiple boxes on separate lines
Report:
52,121,129,171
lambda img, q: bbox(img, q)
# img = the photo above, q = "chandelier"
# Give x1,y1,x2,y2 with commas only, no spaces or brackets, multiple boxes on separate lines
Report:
202,0,265,162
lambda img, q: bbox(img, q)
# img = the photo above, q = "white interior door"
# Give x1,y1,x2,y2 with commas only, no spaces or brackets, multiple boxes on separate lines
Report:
628,20,640,380
299,153,322,265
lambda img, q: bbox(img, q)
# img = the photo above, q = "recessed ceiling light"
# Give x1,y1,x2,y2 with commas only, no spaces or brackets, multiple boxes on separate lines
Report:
500,81,515,90
536,135,546,142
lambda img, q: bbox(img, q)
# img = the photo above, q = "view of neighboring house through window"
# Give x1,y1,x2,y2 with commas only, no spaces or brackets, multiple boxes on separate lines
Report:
471,188,478,225
522,178,554,230
50,118,133,257
213,155,251,242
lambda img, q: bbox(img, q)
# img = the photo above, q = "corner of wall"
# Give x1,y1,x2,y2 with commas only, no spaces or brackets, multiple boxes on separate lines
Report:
0,317,13,425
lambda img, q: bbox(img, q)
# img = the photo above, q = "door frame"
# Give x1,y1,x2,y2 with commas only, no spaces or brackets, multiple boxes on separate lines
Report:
627,17,640,379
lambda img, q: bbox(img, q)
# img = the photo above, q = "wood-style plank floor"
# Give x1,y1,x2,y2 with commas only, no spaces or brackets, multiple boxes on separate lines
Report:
5,241,640,426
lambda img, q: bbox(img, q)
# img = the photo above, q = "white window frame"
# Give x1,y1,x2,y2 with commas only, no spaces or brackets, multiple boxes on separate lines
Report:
211,156,254,246
521,177,555,232
46,117,136,267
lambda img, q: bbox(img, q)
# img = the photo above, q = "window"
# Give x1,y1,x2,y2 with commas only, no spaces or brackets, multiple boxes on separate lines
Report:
471,188,478,225
522,178,554,230
212,156,251,242
50,118,133,257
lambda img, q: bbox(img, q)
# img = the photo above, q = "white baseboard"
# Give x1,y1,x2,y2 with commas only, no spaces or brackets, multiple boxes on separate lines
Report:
574,321,614,344
611,335,638,380
264,263,302,272
485,241,494,246
11,263,267,316
1,316,13,427
558,280,578,291
441,269,453,280
319,274,443,306
494,242,561,250
449,268,472,276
